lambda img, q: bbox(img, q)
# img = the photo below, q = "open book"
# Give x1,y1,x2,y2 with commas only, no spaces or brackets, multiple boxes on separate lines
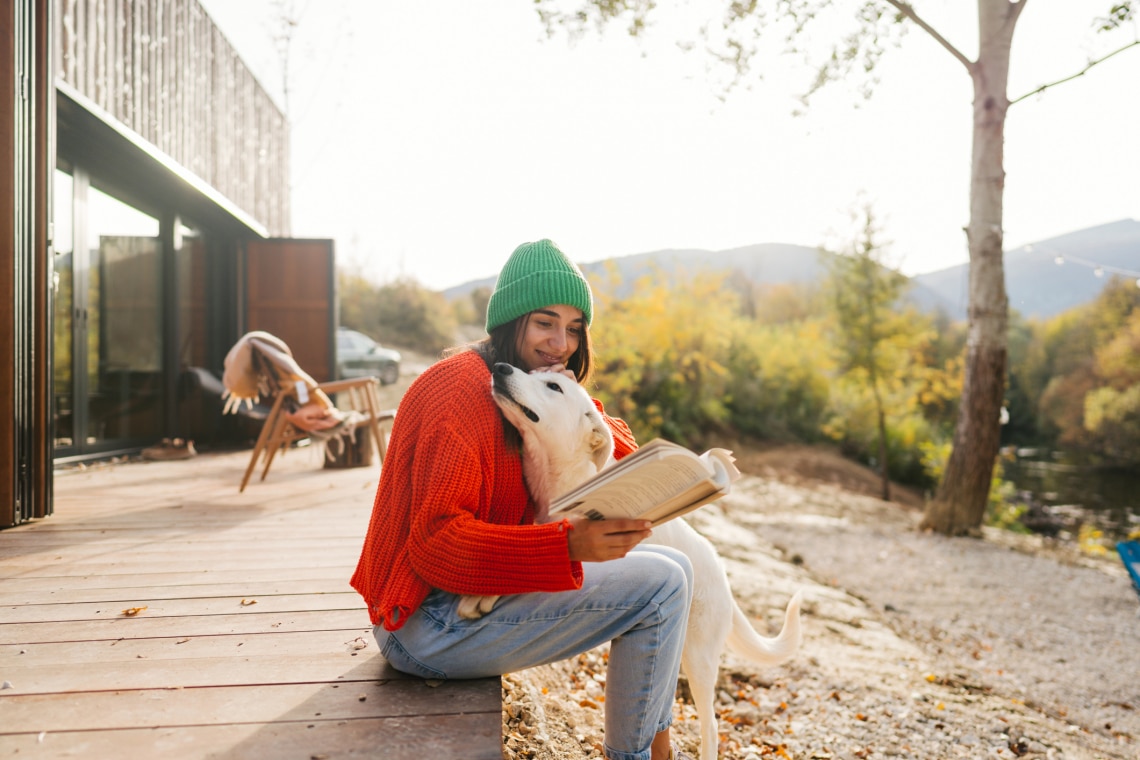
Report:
548,439,742,527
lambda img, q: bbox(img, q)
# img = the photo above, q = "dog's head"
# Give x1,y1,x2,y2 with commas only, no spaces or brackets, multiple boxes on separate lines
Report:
490,362,613,475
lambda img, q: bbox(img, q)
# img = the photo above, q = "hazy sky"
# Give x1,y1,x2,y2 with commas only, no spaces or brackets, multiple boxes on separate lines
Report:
198,1,1140,292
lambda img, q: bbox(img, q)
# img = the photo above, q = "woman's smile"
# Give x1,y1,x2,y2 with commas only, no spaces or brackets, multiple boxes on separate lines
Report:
516,305,583,372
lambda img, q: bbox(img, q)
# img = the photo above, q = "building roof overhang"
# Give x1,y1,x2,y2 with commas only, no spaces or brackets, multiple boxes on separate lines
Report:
56,81,269,238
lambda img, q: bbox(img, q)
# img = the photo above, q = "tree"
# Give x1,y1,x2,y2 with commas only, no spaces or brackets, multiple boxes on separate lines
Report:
591,272,738,446
372,278,458,354
1084,347,1140,463
1029,278,1140,461
824,206,912,501
338,272,458,354
533,0,1137,535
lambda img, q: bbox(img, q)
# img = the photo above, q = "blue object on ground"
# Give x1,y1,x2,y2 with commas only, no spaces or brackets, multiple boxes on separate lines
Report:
1118,540,1140,600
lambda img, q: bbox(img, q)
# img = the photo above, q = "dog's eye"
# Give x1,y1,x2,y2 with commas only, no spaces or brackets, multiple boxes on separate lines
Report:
546,381,564,393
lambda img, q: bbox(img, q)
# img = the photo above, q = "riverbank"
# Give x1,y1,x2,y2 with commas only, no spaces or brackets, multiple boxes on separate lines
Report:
502,458,1139,760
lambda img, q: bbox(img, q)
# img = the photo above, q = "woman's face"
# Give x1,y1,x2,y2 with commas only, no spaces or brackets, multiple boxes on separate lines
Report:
514,304,584,372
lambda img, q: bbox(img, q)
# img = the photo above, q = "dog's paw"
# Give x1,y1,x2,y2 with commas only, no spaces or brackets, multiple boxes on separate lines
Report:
457,594,499,619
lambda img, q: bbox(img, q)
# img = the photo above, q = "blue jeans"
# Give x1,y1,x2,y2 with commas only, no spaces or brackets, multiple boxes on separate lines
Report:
375,544,693,760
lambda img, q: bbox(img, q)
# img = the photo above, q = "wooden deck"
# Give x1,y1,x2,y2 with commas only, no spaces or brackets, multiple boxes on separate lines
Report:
0,448,502,758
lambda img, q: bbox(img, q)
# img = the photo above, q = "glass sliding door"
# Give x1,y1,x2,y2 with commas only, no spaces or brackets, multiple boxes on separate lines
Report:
85,182,163,447
176,222,208,370
53,168,164,457
52,169,75,449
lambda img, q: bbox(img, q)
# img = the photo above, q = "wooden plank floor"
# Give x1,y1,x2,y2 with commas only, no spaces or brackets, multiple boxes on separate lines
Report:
0,448,502,759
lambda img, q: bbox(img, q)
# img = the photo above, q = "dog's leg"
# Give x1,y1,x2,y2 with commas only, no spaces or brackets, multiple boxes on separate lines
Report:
682,580,734,760
457,594,500,619
681,644,725,760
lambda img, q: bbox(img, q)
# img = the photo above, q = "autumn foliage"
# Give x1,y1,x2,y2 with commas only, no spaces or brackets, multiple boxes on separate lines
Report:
1007,277,1140,464
586,265,1139,488
340,263,1140,491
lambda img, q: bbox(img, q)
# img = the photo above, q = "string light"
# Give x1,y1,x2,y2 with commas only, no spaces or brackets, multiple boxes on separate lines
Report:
1023,244,1140,288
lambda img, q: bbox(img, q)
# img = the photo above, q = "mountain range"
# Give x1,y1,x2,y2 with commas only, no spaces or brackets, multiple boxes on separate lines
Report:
443,219,1140,321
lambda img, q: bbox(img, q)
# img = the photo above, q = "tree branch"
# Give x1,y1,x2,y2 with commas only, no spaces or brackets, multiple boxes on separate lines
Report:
1009,39,1140,105
881,0,973,72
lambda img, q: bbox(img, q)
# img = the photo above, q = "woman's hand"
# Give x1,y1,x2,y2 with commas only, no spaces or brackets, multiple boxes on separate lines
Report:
531,362,576,381
566,516,653,562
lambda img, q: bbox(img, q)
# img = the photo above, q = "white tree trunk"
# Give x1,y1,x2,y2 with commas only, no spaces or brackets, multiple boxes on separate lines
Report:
921,0,1020,535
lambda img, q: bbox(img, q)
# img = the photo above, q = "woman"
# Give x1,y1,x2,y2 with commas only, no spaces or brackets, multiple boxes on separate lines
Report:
351,239,694,760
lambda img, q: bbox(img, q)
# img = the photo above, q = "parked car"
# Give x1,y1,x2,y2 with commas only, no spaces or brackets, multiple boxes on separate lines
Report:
336,328,401,385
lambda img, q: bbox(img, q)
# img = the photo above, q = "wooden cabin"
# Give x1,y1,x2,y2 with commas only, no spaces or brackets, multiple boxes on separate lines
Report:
1,8,504,755
3,0,339,527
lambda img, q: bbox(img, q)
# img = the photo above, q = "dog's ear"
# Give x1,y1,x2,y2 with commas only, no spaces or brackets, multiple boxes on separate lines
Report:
587,425,612,472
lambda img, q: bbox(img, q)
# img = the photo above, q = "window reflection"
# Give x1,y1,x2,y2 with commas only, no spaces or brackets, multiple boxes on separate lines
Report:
52,169,74,448
176,222,208,369
84,185,162,444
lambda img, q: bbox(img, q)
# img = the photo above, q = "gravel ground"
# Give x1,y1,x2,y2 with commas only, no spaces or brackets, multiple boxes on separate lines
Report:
501,475,1140,760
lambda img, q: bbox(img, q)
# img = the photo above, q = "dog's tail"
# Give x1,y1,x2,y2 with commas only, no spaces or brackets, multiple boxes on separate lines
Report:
725,589,803,666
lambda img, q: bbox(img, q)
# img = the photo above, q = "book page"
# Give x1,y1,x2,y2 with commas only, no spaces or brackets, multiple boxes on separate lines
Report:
548,442,740,525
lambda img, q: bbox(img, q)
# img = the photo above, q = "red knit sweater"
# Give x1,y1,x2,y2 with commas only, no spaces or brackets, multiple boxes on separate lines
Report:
350,350,637,630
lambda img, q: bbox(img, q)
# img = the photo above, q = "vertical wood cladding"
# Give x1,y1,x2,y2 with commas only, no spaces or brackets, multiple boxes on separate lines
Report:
55,0,289,235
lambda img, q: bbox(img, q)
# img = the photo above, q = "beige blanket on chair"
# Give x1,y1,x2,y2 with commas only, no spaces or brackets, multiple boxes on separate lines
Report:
221,331,362,451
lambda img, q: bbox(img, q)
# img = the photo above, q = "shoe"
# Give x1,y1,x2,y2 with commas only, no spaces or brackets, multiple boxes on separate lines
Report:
141,438,198,461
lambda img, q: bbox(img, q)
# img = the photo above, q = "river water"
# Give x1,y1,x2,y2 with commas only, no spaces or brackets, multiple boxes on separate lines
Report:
1002,450,1140,539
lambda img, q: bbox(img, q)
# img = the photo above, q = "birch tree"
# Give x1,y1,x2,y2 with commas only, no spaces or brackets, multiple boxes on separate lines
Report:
825,206,910,502
534,0,1138,535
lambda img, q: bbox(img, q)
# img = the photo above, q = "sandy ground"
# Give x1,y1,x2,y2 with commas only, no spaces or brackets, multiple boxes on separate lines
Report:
501,455,1140,760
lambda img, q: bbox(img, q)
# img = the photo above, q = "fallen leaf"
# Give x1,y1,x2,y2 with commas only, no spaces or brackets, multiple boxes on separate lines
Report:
121,606,147,617
241,598,257,606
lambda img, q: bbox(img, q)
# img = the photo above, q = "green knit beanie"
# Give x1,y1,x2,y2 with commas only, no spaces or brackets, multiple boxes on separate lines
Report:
485,239,594,332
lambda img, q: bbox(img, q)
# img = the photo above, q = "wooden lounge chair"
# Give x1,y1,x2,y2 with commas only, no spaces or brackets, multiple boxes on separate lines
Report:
239,375,395,492
220,331,396,492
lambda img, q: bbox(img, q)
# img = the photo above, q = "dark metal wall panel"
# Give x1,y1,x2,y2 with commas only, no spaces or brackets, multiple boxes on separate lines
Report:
245,240,336,384
34,0,54,519
54,0,290,236
2,0,52,528
1,2,17,527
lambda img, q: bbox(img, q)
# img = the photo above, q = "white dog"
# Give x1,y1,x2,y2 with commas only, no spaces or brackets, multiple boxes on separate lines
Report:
459,363,802,760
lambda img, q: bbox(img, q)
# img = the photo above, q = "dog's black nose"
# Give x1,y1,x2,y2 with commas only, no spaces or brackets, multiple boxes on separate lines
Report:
493,363,514,376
